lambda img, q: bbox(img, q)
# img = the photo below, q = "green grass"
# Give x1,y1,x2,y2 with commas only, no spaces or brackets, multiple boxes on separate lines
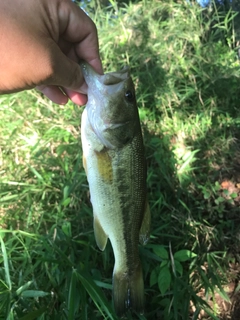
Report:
1,0,240,319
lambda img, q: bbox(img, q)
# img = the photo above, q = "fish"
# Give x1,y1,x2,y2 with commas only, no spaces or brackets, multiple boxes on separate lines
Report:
80,62,150,317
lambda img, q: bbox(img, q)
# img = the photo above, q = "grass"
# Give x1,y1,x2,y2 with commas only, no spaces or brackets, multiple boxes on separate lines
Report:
1,0,240,319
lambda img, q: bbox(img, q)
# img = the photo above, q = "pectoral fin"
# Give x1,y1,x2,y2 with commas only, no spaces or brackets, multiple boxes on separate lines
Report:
82,154,87,175
94,215,108,251
139,200,151,245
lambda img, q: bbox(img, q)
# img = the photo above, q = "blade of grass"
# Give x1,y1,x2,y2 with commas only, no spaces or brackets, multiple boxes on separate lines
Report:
0,234,11,290
77,271,117,320
68,269,78,320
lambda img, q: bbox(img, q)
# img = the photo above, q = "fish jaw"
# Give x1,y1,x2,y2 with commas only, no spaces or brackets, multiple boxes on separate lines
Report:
81,61,129,87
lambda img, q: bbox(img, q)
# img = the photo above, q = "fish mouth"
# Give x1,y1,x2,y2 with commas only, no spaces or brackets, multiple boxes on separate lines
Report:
106,122,131,130
102,68,129,85
81,62,130,87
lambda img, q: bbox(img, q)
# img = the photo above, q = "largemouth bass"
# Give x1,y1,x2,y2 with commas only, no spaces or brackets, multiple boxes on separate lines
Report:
80,62,150,317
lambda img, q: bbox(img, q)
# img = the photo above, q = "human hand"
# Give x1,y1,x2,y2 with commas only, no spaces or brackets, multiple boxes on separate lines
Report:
0,0,102,105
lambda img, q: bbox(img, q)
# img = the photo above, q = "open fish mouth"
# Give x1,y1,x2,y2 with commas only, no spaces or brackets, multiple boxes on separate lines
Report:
81,61,130,87
102,67,129,85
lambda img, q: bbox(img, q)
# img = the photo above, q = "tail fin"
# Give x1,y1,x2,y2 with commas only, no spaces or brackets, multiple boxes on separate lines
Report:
113,263,144,317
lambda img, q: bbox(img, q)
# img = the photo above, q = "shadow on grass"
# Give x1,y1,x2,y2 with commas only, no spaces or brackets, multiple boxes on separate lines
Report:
140,71,240,320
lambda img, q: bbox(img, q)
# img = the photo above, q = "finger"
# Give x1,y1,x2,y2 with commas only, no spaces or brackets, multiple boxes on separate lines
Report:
42,42,87,92
37,85,69,105
57,1,103,74
64,88,88,105
37,84,88,106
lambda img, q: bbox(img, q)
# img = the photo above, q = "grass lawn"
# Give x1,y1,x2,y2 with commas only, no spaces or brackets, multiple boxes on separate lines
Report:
1,1,240,319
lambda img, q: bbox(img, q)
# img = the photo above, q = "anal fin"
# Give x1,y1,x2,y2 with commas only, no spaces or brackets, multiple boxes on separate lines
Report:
94,215,108,251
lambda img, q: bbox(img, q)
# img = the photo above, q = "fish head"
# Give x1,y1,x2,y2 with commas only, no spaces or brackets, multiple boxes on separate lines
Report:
81,62,140,149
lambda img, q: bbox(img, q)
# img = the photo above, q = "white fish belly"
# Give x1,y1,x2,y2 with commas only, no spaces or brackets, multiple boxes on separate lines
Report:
81,109,130,271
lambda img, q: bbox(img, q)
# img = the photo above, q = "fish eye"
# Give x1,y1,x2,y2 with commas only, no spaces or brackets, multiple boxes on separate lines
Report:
125,90,135,101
